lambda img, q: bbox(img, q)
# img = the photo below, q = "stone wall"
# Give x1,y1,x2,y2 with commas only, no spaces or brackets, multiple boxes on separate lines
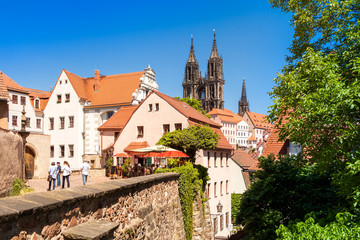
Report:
0,128,23,197
192,193,214,240
0,173,185,240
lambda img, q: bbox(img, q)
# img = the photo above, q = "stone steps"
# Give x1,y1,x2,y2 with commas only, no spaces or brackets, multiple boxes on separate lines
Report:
62,220,118,240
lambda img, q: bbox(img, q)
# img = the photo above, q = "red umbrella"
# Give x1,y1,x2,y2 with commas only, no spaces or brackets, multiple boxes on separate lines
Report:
114,152,131,158
157,151,189,158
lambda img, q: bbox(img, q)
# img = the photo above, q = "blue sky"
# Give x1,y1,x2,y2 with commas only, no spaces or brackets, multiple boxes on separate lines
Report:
0,0,292,115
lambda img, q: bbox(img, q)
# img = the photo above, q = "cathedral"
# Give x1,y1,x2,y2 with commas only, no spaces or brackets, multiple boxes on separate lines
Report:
182,32,225,113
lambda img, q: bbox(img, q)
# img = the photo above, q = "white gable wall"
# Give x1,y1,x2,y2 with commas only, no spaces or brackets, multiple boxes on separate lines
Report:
44,71,84,169
111,93,189,154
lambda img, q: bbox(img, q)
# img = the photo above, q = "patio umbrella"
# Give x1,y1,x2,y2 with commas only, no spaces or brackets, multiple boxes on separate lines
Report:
114,152,131,158
130,145,178,153
157,151,189,158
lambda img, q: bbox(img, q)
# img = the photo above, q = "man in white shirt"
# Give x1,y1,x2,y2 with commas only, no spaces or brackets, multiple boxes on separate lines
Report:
48,162,57,191
80,159,90,185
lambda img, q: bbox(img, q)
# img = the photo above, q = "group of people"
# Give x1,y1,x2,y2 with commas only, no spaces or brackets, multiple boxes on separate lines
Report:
47,159,90,191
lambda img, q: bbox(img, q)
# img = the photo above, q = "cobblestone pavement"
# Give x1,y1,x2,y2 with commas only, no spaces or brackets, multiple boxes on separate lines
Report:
27,173,113,193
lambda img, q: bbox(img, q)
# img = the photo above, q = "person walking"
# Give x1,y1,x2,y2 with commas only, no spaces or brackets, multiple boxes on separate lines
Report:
62,161,71,189
48,162,57,191
80,159,90,185
56,162,61,187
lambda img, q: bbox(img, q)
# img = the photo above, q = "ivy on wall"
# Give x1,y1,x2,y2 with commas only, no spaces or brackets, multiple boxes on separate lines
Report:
156,162,202,240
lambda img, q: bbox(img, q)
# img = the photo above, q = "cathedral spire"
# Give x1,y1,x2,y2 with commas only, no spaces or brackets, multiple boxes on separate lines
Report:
187,34,197,63
238,77,250,116
210,29,219,58
241,78,247,103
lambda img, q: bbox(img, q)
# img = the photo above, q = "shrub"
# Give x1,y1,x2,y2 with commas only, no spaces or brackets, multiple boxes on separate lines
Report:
10,178,24,196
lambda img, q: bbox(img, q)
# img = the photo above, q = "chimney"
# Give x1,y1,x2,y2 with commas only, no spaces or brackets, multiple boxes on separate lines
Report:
94,69,100,92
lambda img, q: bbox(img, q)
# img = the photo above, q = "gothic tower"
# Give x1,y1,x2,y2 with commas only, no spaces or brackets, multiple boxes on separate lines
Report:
183,36,201,99
204,31,225,112
238,78,250,116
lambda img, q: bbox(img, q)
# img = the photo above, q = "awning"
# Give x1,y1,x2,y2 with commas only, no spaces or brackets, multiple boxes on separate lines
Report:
114,152,131,158
157,151,189,158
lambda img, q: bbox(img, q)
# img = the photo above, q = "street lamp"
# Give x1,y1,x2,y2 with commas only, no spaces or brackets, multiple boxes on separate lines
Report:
216,201,223,214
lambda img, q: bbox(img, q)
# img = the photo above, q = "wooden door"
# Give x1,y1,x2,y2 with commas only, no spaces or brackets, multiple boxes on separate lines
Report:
25,146,35,179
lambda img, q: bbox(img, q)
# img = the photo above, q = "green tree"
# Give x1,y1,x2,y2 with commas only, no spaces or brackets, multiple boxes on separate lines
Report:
268,0,360,205
157,124,219,162
268,0,360,168
175,97,209,117
236,154,344,240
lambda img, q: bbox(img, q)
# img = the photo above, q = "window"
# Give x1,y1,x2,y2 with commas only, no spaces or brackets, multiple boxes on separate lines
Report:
214,217,218,234
163,124,170,135
35,99,40,109
226,153,229,167
214,182,217,197
226,180,229,194
114,131,120,140
214,152,217,167
69,145,74,157
220,214,224,231
148,104,153,111
12,95,18,104
107,111,114,119
220,153,223,167
220,181,223,195
26,118,30,128
208,152,211,167
50,146,54,158
60,145,65,158
21,96,26,105
49,118,54,130
57,95,61,103
155,103,159,111
65,93,70,103
60,117,65,129
137,126,144,138
175,123,182,130
207,183,210,198
69,116,74,128
12,116,18,126
36,119,41,129
226,212,229,228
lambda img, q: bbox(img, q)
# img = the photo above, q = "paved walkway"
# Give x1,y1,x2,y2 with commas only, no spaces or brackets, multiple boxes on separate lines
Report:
27,173,113,193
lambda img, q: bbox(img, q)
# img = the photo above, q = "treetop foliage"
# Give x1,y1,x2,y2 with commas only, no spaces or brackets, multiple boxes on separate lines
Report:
157,124,219,161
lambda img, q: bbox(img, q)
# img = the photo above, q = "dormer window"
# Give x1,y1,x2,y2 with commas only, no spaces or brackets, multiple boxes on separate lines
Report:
35,99,40,109
65,94,70,103
57,95,61,103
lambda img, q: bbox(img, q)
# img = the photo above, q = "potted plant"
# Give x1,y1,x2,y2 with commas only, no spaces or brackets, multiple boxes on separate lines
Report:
122,158,131,178
106,157,113,177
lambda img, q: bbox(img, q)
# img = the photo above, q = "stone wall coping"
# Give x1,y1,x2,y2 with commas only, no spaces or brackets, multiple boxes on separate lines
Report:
0,172,180,224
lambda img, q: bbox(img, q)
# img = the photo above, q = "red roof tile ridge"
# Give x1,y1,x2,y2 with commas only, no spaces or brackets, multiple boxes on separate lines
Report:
0,71,29,93
153,90,221,128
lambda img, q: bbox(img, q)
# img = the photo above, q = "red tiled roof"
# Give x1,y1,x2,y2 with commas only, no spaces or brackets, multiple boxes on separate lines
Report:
98,106,137,130
0,73,10,100
0,71,28,93
124,141,150,152
24,87,51,111
232,150,258,169
248,135,256,141
247,111,273,129
154,91,221,128
64,69,145,107
188,120,233,150
262,128,289,157
208,108,243,124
